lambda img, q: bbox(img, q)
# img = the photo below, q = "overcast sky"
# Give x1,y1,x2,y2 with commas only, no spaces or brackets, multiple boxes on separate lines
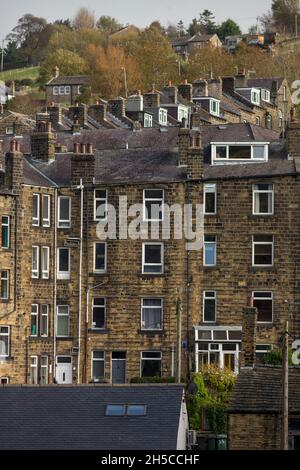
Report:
0,0,272,40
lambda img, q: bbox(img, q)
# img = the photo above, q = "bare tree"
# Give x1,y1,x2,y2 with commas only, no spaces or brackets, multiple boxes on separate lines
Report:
72,7,96,31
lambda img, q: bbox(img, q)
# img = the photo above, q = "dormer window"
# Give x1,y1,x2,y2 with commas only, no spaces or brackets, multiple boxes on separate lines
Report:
251,90,260,105
193,97,220,117
211,143,268,164
261,89,270,103
159,108,168,125
210,99,220,117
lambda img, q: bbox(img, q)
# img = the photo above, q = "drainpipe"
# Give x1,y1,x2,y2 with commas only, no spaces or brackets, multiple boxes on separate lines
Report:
53,188,57,382
77,178,84,384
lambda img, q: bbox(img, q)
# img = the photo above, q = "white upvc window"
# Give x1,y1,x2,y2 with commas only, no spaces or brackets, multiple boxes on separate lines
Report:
65,86,71,95
1,215,10,249
0,270,9,300
141,351,162,377
0,377,9,384
41,246,50,279
32,246,39,279
94,189,108,221
0,326,10,357
252,235,274,267
204,183,217,215
142,243,163,274
283,86,287,102
279,109,283,128
212,143,268,163
261,89,270,102
53,86,59,96
203,291,216,323
57,247,70,280
42,195,51,227
251,89,260,105
141,298,163,331
32,194,40,226
59,86,65,95
204,235,217,267
30,356,38,384
41,304,49,337
93,242,107,273
252,291,273,323
58,196,71,228
56,305,70,337
253,184,274,215
30,304,38,337
40,356,49,384
210,99,220,116
92,351,105,382
143,189,164,222
92,298,106,330
5,127,14,135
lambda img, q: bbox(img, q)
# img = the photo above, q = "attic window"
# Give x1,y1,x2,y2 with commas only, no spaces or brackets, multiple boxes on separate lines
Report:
212,143,268,163
105,405,146,416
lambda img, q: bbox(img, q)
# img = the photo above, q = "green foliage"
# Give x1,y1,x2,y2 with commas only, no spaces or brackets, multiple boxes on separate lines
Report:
130,376,176,384
262,347,294,366
96,16,123,36
271,0,299,34
0,66,40,82
217,19,242,40
39,49,87,84
186,367,236,433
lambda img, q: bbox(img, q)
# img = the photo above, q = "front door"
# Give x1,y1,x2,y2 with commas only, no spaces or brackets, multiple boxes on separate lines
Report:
56,356,72,384
111,352,126,384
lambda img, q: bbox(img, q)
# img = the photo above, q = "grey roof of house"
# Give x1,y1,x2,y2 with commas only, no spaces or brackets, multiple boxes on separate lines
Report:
228,366,300,414
0,385,184,450
247,77,285,91
47,75,90,86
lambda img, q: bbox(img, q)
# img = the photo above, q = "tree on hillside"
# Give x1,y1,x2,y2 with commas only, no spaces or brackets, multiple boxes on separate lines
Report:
39,48,87,84
72,8,96,31
188,10,217,36
217,19,241,40
261,0,300,34
96,16,123,35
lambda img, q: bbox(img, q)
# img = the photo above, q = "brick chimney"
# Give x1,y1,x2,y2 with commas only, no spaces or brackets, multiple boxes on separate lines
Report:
241,306,258,368
287,111,300,159
178,80,193,102
47,104,62,130
31,121,55,162
207,78,223,99
89,102,108,124
222,76,235,95
5,139,23,194
178,127,204,179
71,142,95,186
163,81,178,104
192,79,208,97
68,104,88,129
235,69,247,88
143,90,161,108
108,97,126,119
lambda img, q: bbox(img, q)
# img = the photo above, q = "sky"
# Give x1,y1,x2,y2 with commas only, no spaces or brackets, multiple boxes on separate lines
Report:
0,0,272,40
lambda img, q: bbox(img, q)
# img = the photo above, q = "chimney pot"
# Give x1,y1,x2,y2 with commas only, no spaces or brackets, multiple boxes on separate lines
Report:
73,143,80,154
87,143,93,154
10,140,16,153
81,143,86,154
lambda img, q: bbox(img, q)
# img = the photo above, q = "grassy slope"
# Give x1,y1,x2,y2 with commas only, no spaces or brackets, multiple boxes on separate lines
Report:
0,66,40,82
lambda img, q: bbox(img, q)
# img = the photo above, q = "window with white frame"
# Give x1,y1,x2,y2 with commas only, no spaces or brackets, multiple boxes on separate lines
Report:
94,242,107,273
253,184,274,215
58,196,71,228
256,116,261,126
5,127,14,135
40,356,48,384
30,356,38,384
32,246,39,279
261,89,270,102
144,114,153,128
141,351,162,377
283,86,287,101
252,292,273,323
159,109,167,125
203,291,216,323
279,110,283,128
57,305,69,337
143,189,164,222
256,344,272,362
92,351,105,382
0,271,9,300
141,299,163,330
212,144,268,162
53,86,59,95
32,194,40,226
57,247,70,279
0,326,9,357
204,235,216,267
142,243,163,274
1,216,10,249
252,235,274,266
42,195,50,227
210,99,220,116
65,86,71,95
30,304,38,337
41,305,49,337
92,298,106,329
251,89,260,105
59,86,65,95
0,377,9,384
41,246,50,279
94,189,107,221
204,184,216,215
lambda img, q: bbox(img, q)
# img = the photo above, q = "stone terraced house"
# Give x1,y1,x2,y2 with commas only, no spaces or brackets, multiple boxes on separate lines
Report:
1,118,300,385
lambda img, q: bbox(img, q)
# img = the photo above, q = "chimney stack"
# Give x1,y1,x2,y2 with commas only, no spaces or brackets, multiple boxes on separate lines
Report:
5,139,23,193
178,80,193,102
287,110,300,159
71,141,95,186
31,121,55,162
163,82,178,104
68,104,88,129
178,128,204,179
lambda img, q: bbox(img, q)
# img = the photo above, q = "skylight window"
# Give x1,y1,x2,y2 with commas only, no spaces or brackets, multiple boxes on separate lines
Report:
105,404,147,416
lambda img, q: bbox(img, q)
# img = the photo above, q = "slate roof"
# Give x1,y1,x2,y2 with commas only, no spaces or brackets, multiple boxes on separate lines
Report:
247,77,285,91
0,385,184,450
47,75,90,86
228,366,300,414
